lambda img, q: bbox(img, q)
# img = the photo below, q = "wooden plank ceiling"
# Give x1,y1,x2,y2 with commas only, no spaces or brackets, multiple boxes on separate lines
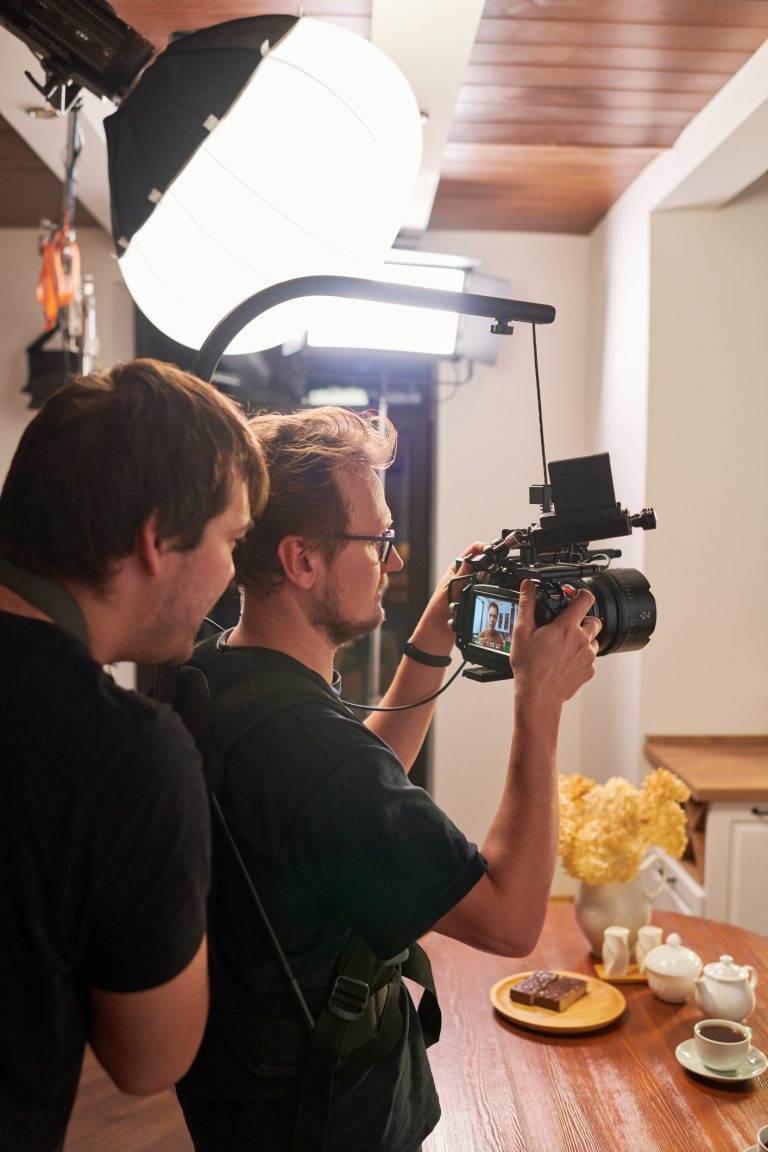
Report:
2,0,768,235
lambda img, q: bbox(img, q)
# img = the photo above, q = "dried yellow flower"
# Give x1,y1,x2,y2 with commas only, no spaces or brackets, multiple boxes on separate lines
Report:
558,768,690,884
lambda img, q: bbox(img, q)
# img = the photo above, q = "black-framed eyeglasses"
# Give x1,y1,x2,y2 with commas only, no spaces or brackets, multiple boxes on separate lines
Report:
315,528,396,564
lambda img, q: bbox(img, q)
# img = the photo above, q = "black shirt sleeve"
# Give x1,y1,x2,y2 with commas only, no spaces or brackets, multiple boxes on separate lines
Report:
83,710,211,993
284,743,487,959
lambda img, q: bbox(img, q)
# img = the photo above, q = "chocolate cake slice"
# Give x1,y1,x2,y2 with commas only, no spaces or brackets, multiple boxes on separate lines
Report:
509,970,558,1006
532,975,588,1012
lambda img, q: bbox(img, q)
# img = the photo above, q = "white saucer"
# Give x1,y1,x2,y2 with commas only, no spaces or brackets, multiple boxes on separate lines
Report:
675,1039,767,1082
741,1146,757,1152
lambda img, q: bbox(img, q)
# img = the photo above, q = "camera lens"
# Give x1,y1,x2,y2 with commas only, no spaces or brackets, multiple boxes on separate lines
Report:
582,568,656,655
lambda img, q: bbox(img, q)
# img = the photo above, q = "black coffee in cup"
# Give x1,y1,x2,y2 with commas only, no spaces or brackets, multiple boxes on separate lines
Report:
698,1024,745,1043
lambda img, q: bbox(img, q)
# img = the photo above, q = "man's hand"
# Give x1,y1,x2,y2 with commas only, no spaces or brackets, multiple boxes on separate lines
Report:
407,541,487,658
510,579,601,703
369,542,487,767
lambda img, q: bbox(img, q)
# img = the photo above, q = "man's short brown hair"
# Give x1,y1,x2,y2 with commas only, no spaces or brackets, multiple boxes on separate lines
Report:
0,358,268,587
235,406,396,595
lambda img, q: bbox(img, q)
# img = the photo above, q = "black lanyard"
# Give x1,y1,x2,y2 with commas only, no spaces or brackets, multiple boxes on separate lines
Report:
0,556,90,652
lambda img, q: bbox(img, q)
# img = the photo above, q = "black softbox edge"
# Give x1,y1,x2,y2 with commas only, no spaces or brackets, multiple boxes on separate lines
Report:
104,14,298,249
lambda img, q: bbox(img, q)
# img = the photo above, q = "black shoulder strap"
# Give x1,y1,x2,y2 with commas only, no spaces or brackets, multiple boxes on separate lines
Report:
0,556,90,652
178,636,346,779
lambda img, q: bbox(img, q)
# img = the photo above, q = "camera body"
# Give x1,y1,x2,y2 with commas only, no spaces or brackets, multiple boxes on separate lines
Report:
449,453,657,682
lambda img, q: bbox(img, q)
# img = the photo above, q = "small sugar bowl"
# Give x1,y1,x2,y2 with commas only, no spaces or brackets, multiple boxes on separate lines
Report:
643,932,702,1003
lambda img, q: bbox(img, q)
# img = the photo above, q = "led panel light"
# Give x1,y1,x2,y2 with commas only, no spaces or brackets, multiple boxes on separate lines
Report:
306,259,467,356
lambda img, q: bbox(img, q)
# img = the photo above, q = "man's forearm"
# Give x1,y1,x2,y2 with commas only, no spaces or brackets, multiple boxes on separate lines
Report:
364,650,448,771
481,696,561,917
433,690,561,955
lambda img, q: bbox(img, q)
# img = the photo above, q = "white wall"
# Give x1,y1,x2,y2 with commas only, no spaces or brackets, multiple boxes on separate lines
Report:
424,229,591,851
585,40,768,784
642,180,768,733
0,227,133,485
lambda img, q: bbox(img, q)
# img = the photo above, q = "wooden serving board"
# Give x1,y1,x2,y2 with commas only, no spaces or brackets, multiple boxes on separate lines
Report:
490,970,626,1034
593,962,647,984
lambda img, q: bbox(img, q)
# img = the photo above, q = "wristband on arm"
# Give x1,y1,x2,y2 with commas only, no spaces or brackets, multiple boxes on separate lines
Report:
403,640,452,668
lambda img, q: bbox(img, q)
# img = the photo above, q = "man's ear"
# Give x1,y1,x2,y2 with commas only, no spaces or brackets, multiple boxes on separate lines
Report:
277,536,322,590
134,511,168,577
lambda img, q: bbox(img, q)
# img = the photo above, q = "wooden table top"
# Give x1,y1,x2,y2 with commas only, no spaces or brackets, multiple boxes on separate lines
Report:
421,903,768,1152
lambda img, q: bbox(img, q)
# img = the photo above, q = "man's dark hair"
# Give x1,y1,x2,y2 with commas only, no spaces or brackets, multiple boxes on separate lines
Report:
235,406,396,595
0,358,268,587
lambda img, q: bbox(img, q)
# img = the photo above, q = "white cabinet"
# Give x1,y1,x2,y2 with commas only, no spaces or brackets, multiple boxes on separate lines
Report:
656,804,768,932
654,851,706,917
645,737,768,934
705,803,768,932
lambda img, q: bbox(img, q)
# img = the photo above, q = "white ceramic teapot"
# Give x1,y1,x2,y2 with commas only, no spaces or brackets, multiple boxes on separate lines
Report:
643,932,702,1003
693,954,758,1022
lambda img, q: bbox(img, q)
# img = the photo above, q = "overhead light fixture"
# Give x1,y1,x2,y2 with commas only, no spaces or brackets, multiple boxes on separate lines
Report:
104,15,423,353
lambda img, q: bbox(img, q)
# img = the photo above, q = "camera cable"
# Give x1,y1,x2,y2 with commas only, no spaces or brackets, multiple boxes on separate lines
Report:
201,617,469,713
532,322,548,488
340,659,467,712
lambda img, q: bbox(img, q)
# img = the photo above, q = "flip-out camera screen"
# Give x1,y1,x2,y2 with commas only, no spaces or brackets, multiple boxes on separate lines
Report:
467,585,519,663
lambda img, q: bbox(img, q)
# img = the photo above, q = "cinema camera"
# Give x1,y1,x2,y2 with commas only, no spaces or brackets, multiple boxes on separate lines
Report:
449,453,657,682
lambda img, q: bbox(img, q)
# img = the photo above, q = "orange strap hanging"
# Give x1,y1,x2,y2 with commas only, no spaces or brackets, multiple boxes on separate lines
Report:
36,230,81,331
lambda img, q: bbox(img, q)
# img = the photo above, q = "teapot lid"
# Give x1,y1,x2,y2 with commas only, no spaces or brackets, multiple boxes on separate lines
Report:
702,954,748,981
643,932,702,977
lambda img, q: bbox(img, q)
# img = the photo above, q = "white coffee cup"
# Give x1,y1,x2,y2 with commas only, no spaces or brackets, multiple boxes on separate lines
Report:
693,1018,751,1072
756,1123,768,1152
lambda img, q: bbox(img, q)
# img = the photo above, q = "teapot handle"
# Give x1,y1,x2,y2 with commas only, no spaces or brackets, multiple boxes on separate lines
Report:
744,964,758,989
639,850,668,899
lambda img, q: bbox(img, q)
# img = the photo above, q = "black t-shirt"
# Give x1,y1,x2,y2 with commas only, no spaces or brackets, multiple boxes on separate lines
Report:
0,613,211,1152
178,640,486,1152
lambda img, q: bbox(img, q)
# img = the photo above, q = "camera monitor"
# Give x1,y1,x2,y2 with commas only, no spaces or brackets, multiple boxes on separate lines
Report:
466,585,519,665
548,452,616,515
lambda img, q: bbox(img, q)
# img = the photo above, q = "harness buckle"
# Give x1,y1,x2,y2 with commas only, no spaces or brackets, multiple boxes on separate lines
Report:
328,975,370,1021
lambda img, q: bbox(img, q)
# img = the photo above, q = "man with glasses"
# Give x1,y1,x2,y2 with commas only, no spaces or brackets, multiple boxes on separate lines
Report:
176,405,601,1152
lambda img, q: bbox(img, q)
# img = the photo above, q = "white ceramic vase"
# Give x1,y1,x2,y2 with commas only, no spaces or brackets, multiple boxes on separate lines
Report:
574,851,667,958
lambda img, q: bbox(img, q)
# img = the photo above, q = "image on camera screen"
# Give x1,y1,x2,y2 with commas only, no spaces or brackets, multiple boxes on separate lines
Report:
471,590,517,653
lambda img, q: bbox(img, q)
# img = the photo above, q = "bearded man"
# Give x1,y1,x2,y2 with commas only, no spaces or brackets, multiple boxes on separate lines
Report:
0,359,266,1151
176,406,600,1152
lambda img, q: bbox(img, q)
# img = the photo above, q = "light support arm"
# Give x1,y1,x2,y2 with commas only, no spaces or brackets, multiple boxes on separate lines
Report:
192,276,556,382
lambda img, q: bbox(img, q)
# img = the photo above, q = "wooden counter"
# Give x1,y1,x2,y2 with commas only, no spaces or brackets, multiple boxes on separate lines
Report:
423,902,768,1152
644,735,768,802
